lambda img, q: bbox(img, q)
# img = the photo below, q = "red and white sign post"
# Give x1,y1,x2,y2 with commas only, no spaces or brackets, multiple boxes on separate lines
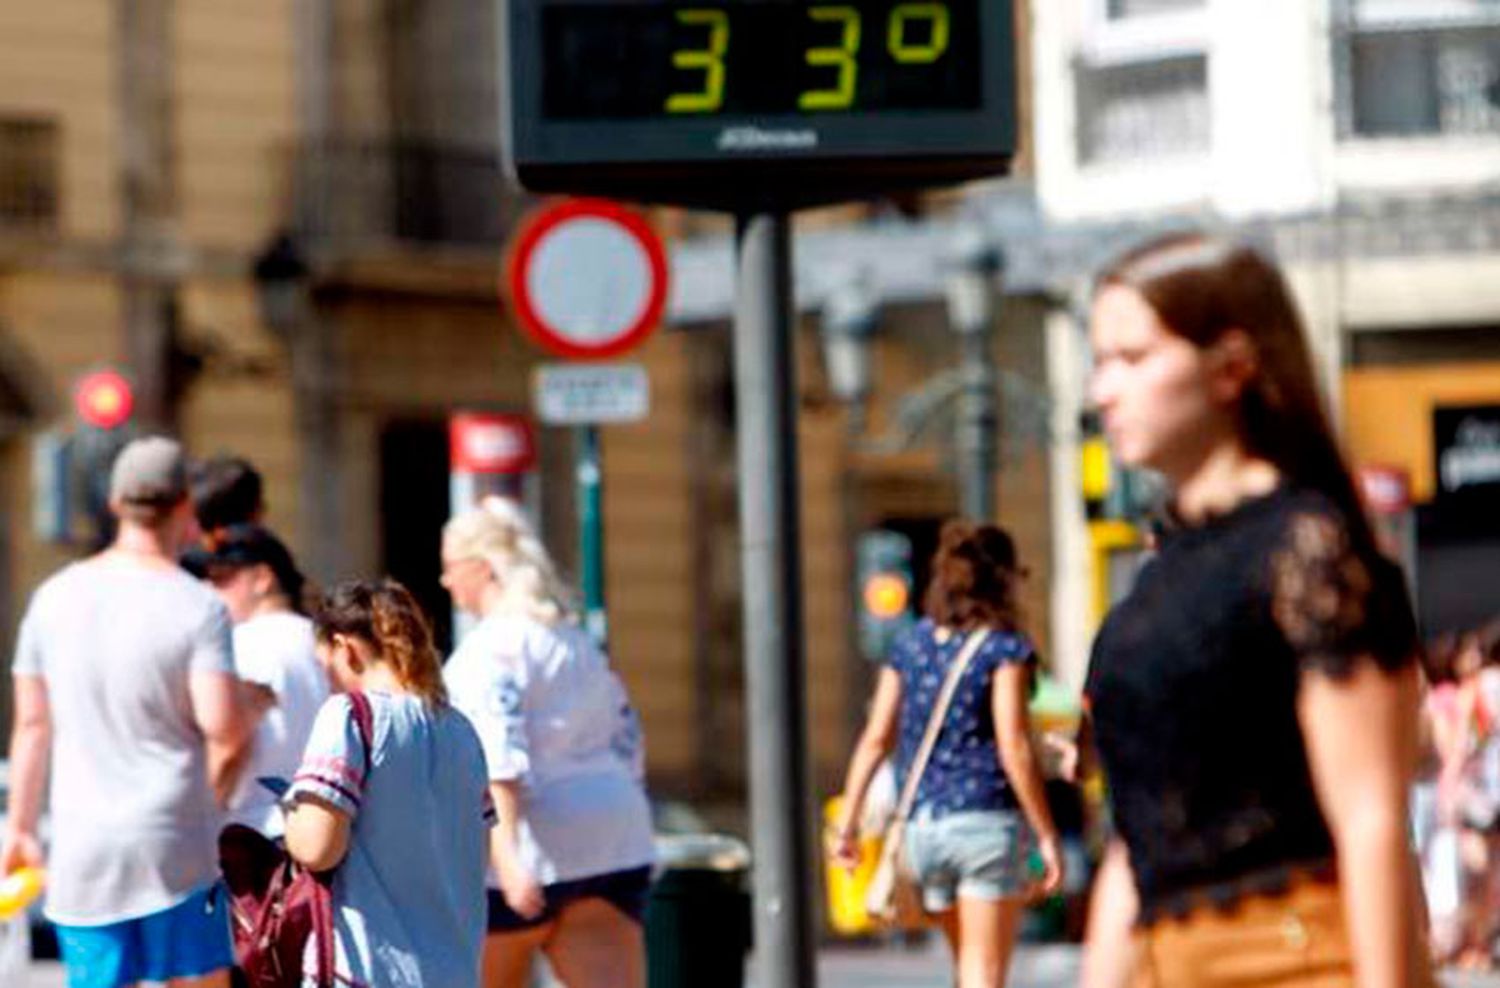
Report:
505,198,669,648
448,412,538,638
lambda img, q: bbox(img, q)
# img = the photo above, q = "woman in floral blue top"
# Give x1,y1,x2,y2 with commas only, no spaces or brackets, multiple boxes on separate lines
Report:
830,521,1062,988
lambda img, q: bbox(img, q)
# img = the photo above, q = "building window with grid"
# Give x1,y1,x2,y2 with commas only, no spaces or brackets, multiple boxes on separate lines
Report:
1075,54,1210,165
1075,0,1210,166
0,118,60,230
1106,0,1204,20
1341,0,1500,138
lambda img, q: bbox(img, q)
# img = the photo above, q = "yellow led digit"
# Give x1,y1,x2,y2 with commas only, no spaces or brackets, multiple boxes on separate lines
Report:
888,3,950,64
799,6,861,111
665,9,729,114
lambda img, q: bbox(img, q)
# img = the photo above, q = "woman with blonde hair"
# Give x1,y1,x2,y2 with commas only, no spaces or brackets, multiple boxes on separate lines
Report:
442,498,654,988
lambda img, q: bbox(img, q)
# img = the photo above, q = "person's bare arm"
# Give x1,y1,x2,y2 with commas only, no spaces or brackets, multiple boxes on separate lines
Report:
828,668,902,866
1080,839,1141,988
1300,661,1423,988
284,794,352,872
991,664,1063,895
1,676,51,874
189,670,257,806
490,780,545,918
215,682,277,801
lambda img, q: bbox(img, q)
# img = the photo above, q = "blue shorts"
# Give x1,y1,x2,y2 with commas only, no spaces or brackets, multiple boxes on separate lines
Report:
54,885,233,988
904,809,1035,912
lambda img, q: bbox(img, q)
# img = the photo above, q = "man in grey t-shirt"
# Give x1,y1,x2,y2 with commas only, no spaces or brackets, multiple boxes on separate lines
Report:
1,437,255,988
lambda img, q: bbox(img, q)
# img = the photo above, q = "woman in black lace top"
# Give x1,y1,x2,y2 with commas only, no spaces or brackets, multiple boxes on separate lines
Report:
1079,234,1432,987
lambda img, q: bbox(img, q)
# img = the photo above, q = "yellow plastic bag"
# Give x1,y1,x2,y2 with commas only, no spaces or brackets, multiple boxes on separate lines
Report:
823,797,884,936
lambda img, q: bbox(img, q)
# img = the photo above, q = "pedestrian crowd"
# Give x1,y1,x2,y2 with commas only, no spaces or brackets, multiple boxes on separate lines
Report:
1415,621,1500,971
1,230,1492,988
1,438,653,988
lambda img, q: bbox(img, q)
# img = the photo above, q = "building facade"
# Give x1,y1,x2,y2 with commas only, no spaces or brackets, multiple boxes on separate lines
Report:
0,1,1058,818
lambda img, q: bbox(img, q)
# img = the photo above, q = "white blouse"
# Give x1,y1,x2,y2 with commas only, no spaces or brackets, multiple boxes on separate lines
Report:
444,612,656,885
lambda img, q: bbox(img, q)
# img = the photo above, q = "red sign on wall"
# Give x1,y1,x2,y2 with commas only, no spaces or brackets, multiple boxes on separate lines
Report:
449,413,536,475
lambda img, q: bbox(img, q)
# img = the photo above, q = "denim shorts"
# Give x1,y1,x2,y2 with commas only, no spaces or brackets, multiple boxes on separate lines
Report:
54,884,233,988
903,809,1035,912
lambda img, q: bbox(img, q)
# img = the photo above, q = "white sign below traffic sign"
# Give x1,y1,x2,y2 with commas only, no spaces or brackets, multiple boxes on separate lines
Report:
534,364,650,426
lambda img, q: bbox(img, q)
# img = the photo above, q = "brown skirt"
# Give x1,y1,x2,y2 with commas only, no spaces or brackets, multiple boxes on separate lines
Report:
1130,877,1435,988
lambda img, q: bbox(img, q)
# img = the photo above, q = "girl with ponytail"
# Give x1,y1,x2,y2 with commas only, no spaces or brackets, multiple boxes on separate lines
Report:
283,579,494,988
440,499,654,988
1080,234,1432,987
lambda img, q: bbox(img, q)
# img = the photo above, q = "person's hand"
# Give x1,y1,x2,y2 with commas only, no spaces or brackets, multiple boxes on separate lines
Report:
1040,732,1080,783
1031,833,1065,900
0,830,43,877
825,822,861,873
498,861,546,920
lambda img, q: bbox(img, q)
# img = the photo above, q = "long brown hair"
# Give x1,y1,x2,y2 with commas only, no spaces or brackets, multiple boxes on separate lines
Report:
313,579,448,707
1098,233,1377,553
922,520,1023,632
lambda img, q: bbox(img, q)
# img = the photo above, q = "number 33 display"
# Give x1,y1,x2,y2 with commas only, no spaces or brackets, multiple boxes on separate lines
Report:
542,1,980,120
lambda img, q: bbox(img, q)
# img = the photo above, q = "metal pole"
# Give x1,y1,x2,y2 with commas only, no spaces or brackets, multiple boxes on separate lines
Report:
576,424,608,650
732,211,816,988
956,329,997,521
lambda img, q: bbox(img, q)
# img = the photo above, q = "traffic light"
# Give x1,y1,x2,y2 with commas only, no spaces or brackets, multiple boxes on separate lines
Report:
69,368,138,547
855,529,915,661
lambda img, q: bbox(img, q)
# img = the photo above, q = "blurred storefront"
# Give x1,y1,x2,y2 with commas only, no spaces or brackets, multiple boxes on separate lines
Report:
1346,356,1500,638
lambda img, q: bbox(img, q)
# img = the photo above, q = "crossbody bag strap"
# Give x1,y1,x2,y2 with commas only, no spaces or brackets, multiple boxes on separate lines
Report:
889,628,990,828
316,691,376,988
346,691,375,785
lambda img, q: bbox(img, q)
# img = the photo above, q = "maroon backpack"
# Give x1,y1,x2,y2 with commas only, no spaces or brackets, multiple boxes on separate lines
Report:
219,691,374,988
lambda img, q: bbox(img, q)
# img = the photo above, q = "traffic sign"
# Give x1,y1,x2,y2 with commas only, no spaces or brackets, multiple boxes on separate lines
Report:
535,364,650,425
504,0,1017,208
506,199,669,361
449,413,537,475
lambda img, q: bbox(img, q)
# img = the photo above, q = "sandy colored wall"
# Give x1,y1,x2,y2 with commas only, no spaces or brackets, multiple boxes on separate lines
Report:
0,0,118,239
175,0,297,250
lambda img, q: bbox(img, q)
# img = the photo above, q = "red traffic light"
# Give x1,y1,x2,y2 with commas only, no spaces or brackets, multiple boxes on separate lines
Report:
74,370,135,430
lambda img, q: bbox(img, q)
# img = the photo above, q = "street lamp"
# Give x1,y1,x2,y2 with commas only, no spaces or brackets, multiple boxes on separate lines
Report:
251,231,311,338
943,223,1004,521
819,266,881,434
250,230,341,579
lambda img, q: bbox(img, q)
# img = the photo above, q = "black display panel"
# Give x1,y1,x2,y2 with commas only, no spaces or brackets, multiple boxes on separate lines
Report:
505,0,1017,209
541,3,982,119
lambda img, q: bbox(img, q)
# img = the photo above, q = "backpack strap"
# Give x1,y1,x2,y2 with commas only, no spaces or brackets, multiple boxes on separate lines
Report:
315,691,376,988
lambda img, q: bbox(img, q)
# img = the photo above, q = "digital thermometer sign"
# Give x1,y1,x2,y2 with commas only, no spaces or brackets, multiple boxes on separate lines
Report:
505,0,1016,208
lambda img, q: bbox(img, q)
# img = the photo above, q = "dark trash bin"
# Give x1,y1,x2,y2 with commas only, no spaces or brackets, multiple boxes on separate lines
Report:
645,834,752,988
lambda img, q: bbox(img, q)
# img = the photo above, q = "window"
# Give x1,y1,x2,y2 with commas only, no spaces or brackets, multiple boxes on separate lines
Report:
1342,1,1500,137
0,118,59,228
1107,0,1203,20
1075,0,1211,166
1076,55,1210,164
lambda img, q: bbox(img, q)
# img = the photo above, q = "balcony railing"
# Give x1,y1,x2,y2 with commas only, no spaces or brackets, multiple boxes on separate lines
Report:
292,139,528,253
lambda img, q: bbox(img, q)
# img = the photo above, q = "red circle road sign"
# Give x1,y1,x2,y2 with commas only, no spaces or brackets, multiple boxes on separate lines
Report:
506,198,669,361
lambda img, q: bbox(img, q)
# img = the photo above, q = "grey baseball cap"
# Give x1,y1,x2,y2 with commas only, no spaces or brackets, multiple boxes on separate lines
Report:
109,436,188,505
